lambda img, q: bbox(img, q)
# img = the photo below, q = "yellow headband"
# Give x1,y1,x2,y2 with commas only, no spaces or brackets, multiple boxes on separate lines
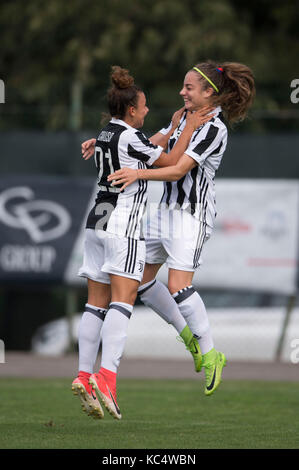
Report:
193,67,219,93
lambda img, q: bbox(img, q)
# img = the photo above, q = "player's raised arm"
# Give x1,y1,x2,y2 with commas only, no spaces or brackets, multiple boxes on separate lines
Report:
80,106,185,161
148,106,215,168
150,107,185,148
80,105,182,160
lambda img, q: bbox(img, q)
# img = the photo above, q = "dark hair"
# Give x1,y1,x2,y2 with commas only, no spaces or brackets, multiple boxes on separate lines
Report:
107,66,142,119
192,61,255,124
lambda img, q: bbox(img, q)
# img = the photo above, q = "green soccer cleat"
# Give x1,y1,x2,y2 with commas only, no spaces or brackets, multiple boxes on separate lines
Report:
202,348,226,396
179,325,202,372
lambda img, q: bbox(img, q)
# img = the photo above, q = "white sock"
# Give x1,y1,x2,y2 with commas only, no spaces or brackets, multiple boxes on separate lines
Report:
100,302,133,373
138,280,186,334
173,286,214,355
78,303,107,374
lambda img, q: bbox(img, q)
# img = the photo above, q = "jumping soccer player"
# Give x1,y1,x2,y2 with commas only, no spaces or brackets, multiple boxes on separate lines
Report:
108,61,255,396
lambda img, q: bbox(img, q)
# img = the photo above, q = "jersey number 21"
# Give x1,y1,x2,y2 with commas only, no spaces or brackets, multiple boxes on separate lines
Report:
95,146,115,184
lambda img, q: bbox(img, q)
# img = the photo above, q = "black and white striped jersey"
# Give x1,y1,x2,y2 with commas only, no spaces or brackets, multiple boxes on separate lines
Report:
159,106,227,228
86,117,163,240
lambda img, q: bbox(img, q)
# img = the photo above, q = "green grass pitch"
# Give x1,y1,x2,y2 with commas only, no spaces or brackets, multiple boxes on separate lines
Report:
0,378,299,449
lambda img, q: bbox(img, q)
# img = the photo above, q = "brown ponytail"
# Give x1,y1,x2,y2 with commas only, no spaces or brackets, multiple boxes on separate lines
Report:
192,61,255,124
107,66,142,120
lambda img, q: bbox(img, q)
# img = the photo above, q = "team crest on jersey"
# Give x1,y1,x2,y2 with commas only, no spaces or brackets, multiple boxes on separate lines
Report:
138,260,144,272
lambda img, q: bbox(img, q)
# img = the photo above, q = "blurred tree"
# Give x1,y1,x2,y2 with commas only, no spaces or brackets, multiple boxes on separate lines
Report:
0,0,298,131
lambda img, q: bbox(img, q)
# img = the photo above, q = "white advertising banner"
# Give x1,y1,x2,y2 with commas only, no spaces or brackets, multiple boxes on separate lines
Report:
189,180,299,295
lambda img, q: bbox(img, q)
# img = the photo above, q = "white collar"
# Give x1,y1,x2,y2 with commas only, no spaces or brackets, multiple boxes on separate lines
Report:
211,106,222,117
186,105,222,120
189,106,222,116
110,117,136,130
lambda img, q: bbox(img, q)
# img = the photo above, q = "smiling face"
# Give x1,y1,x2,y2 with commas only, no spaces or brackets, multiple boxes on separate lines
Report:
127,91,149,128
180,71,214,111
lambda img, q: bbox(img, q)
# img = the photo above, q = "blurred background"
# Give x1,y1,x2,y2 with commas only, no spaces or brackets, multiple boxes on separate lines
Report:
0,0,298,366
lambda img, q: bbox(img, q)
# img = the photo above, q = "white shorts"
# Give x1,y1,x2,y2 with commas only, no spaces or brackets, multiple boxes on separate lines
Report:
78,229,146,283
144,208,212,272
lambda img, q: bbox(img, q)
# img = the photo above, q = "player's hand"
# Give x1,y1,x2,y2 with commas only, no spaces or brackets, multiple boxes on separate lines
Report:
171,107,186,129
185,106,215,131
82,138,96,160
107,168,138,192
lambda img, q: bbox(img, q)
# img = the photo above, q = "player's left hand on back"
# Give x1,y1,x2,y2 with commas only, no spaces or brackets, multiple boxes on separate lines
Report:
82,138,96,160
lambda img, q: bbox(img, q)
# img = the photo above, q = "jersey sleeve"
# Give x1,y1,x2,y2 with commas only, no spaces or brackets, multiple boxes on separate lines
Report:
126,130,163,166
159,122,172,135
160,111,187,136
184,123,225,166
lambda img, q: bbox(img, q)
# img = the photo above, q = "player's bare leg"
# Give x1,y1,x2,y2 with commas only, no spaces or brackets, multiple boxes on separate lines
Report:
72,279,110,419
87,278,111,308
90,275,138,419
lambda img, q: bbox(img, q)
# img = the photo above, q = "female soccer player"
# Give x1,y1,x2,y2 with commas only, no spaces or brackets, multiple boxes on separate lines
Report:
108,61,255,396
72,65,214,420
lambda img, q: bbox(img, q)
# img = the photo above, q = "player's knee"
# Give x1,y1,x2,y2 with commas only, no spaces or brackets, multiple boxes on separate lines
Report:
112,291,137,306
141,263,161,285
168,279,187,295
168,270,194,295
